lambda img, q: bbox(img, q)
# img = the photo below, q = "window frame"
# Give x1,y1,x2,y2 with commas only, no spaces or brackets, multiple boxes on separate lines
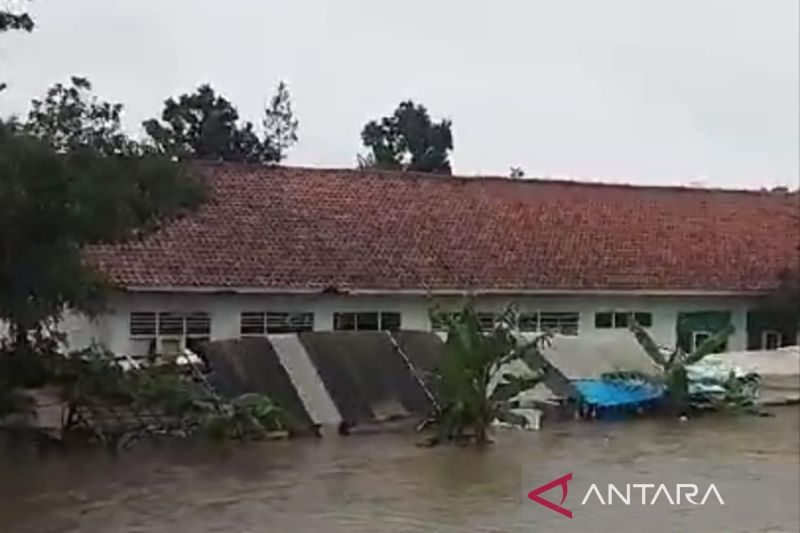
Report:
333,311,401,332
129,311,211,354
239,311,315,335
594,311,652,329
430,310,579,335
761,330,783,350
538,311,580,336
518,312,540,333
691,330,712,351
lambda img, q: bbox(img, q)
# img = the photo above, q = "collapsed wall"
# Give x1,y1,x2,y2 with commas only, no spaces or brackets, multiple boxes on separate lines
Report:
297,331,436,426
200,331,443,434
202,338,315,433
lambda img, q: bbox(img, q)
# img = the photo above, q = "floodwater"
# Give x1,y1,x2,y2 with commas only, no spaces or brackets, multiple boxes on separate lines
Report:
1,407,798,533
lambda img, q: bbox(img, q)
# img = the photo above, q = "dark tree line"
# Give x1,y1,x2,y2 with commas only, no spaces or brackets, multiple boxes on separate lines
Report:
143,81,298,164
2,4,456,172
359,100,453,174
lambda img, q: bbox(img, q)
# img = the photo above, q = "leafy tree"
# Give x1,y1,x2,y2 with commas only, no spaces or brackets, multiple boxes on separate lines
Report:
25,77,130,154
0,81,205,352
359,100,453,174
0,3,34,93
262,81,298,161
144,83,298,163
0,8,33,33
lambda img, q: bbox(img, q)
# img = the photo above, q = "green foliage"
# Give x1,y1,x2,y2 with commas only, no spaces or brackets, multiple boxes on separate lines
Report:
428,304,547,444
262,81,299,162
144,83,298,163
202,393,289,441
0,4,34,93
359,100,453,174
719,372,760,410
25,77,130,155
0,7,33,33
0,346,288,443
0,79,205,346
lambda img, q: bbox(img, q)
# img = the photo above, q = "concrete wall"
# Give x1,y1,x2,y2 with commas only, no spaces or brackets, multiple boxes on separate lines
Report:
65,290,757,356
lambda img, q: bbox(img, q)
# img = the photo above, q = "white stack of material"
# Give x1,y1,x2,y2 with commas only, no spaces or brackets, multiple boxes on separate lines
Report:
699,346,800,405
539,334,661,379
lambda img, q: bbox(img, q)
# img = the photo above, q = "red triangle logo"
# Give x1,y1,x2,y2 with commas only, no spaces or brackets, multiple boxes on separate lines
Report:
527,472,573,518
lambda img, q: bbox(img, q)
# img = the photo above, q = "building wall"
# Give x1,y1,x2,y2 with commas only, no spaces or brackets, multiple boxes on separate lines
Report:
66,290,757,356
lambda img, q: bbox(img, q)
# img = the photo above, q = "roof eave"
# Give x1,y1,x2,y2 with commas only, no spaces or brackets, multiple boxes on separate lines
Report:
119,285,770,297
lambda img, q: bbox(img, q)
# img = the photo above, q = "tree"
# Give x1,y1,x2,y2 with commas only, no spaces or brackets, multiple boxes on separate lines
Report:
144,83,297,164
1,3,34,93
0,7,33,33
25,77,130,154
0,81,205,352
426,304,548,445
262,81,298,162
359,100,453,174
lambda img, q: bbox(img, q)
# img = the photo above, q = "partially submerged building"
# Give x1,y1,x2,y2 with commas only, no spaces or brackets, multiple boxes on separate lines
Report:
65,164,798,356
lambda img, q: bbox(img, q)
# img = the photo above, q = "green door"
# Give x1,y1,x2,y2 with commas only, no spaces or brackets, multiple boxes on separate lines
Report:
676,311,732,353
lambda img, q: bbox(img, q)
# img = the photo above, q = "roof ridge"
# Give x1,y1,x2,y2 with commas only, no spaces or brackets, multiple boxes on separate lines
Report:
197,160,794,197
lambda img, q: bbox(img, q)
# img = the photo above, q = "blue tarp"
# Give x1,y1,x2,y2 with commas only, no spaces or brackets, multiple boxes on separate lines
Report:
573,379,664,408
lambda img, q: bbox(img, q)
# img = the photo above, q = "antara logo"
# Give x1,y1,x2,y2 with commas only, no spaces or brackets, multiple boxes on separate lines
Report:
527,473,574,518
528,473,725,519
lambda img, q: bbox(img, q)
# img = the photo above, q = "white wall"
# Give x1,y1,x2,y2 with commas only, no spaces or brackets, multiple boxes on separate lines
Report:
76,290,755,356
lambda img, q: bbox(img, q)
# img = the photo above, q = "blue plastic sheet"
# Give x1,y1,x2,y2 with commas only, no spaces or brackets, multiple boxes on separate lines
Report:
573,379,664,408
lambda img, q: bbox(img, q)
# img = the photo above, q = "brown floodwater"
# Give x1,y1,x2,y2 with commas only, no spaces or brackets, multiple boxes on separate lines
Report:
1,407,798,533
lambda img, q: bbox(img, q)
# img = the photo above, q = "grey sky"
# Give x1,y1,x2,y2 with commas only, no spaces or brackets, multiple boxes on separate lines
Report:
1,0,798,188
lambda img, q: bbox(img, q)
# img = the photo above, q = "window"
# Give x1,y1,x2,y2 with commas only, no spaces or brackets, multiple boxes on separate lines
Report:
692,331,711,351
333,311,401,331
158,312,184,335
594,312,613,329
476,312,497,332
518,312,540,332
595,311,652,329
129,311,211,354
356,312,379,331
334,312,401,331
634,312,653,327
539,312,580,336
431,312,457,332
266,312,313,333
380,312,402,331
240,312,267,335
185,312,211,336
239,312,314,335
430,310,579,335
130,312,157,336
334,312,356,331
762,330,782,350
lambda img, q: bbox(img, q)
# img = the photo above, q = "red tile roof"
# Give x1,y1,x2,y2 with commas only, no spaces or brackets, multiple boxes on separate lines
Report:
86,164,800,293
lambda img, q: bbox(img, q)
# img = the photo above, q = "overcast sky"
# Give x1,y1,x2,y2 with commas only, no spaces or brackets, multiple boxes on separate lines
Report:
1,0,798,188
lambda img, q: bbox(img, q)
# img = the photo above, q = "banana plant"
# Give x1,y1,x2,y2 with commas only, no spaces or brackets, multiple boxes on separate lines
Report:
427,304,549,445
625,321,734,413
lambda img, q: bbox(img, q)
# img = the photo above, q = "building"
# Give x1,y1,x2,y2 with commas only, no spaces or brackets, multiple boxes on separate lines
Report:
66,163,799,356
